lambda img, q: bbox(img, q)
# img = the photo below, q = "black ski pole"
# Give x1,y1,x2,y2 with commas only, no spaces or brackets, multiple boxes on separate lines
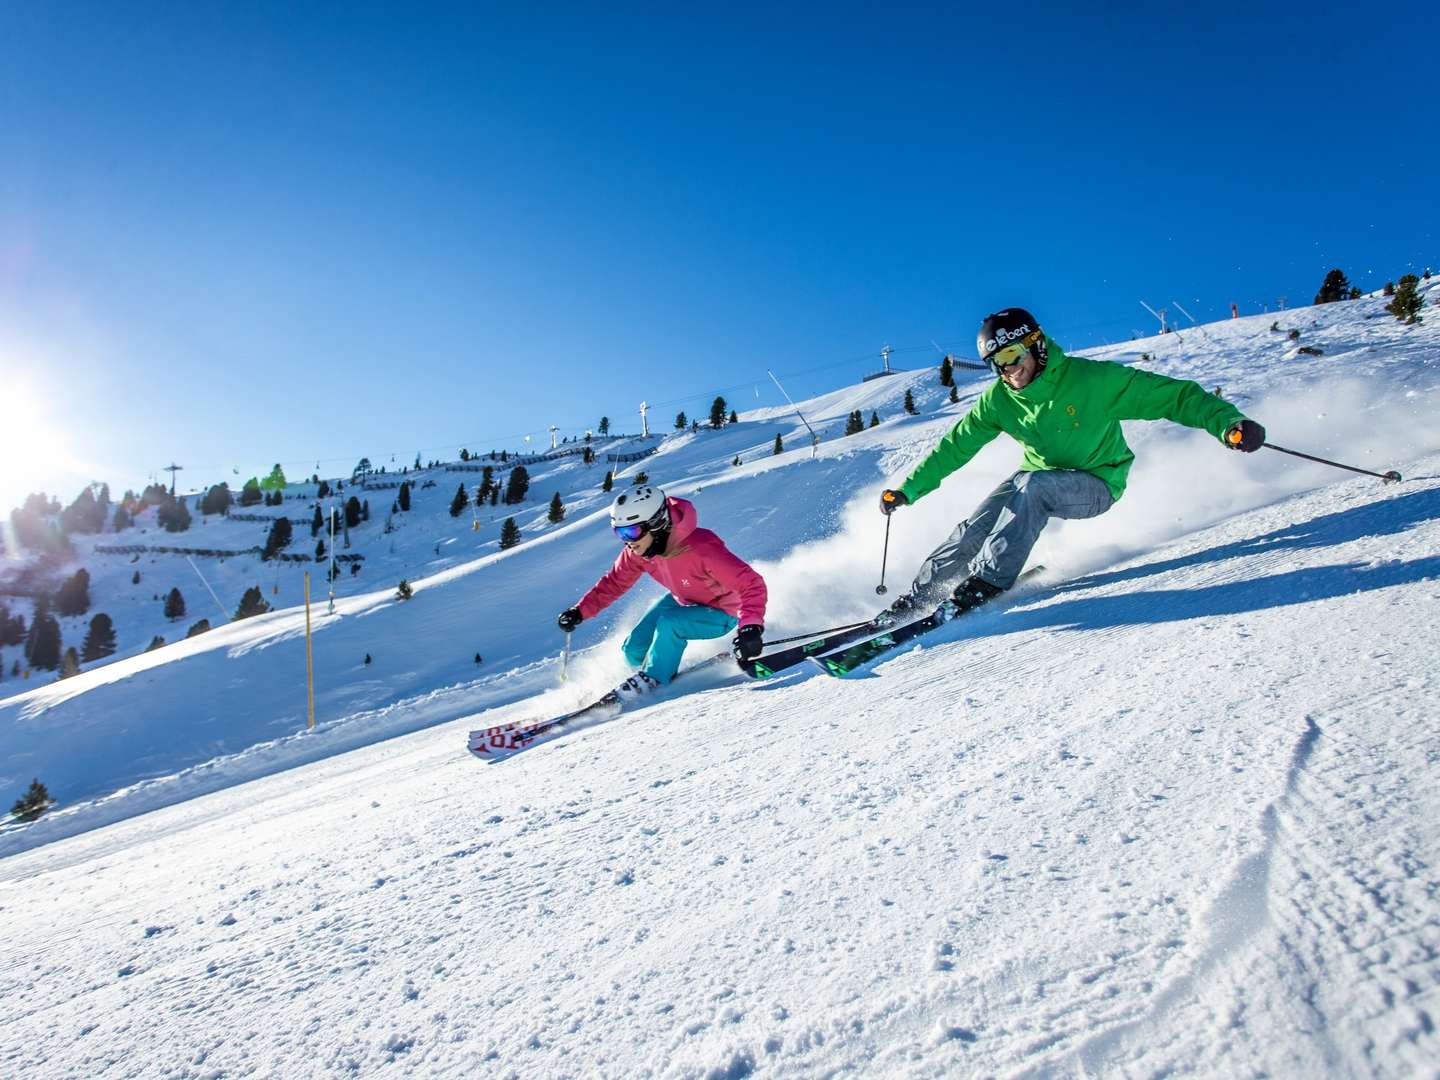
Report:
1261,441,1402,484
876,511,892,595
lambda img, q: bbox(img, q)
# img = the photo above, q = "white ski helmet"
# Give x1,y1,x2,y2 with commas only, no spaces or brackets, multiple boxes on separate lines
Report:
609,485,669,532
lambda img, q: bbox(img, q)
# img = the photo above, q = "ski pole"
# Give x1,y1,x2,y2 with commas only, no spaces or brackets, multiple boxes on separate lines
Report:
1234,432,1402,483
763,620,872,648
559,631,572,684
876,511,893,595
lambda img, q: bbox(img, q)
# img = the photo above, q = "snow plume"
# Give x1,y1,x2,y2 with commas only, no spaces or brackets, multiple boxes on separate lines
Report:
751,373,1438,630
1039,374,1439,581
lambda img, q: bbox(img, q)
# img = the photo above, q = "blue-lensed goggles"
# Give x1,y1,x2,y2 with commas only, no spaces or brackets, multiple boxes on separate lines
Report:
613,522,649,542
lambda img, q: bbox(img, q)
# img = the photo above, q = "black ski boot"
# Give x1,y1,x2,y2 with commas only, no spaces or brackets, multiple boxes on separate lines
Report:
949,576,1004,615
874,592,922,627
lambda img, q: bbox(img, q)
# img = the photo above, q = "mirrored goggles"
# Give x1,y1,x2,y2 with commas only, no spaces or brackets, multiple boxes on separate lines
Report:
989,341,1030,369
613,522,649,542
988,331,1043,374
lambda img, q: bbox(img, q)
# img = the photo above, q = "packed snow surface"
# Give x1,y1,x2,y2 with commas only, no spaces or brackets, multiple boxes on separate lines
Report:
2,290,1439,1076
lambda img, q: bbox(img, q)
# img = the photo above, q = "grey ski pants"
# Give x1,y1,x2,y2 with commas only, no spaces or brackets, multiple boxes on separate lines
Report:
908,469,1114,600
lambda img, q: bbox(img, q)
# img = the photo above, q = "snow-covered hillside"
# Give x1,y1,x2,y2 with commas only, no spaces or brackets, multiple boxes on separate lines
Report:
2,288,1438,1076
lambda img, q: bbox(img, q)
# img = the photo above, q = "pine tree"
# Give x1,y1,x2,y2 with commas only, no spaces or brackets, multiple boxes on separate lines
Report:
675,411,687,430
504,465,530,504
499,517,522,549
81,613,117,661
55,568,91,617
311,504,323,536
59,647,81,679
904,389,918,415
234,586,271,621
145,635,165,652
131,570,141,586
158,494,192,533
345,495,363,528
1386,274,1425,324
1314,268,1353,305
709,396,728,428
449,483,469,517
186,619,211,639
396,579,414,600
548,492,566,523
200,482,233,516
844,410,864,436
261,463,287,490
0,603,23,647
869,411,879,428
316,538,327,561
598,416,610,436
732,455,742,466
773,433,784,455
261,517,293,560
26,609,62,670
398,481,411,511
729,409,739,424
317,479,331,499
490,487,499,506
112,505,133,531
602,470,614,493
164,588,186,622
949,384,959,404
10,778,53,822
939,355,954,386
239,477,263,506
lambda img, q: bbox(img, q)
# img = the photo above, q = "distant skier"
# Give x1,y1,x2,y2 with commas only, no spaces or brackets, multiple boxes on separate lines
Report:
878,307,1265,617
557,486,768,700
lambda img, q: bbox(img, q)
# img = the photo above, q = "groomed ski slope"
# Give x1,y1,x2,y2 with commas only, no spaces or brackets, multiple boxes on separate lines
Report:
2,290,1439,1076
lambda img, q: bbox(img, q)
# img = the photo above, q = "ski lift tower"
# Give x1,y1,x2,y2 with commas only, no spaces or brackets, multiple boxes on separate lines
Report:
164,462,183,496
1139,301,1170,334
548,425,559,450
639,401,650,438
862,343,901,383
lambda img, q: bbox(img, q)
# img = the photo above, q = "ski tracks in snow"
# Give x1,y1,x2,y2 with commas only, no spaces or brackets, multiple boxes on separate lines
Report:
1069,694,1440,1078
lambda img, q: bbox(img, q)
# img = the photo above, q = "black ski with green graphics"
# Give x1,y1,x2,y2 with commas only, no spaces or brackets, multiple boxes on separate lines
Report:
810,566,1046,677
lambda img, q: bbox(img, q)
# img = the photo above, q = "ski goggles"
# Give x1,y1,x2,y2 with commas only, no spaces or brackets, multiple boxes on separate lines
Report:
613,522,650,542
987,330,1044,373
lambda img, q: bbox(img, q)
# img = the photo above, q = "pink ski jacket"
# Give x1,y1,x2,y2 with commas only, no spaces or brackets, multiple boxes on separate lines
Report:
577,497,767,628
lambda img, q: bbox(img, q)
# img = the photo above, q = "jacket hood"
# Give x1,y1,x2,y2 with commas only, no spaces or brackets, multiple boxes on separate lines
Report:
659,496,698,549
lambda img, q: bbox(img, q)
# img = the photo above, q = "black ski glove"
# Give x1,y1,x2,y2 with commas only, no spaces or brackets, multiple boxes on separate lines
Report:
557,607,583,633
732,624,764,661
879,489,909,515
1225,419,1266,453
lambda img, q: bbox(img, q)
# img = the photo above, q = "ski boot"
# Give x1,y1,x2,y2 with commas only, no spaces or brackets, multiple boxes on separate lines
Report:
946,576,1003,618
614,671,660,704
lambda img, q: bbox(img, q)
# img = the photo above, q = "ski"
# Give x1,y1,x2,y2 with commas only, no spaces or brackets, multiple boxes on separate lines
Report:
737,621,883,679
467,651,736,760
809,565,1047,677
468,692,622,760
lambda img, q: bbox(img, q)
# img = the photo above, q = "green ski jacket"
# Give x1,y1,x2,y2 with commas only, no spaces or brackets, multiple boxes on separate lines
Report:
899,340,1246,503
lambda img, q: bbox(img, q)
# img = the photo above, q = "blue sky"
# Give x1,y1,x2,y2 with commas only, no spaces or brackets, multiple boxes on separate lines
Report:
1,3,1435,513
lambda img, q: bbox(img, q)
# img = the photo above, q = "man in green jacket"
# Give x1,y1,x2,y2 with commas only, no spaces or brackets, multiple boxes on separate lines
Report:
878,307,1265,617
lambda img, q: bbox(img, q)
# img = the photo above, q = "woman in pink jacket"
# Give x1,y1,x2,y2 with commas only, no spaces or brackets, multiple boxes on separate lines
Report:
557,486,768,701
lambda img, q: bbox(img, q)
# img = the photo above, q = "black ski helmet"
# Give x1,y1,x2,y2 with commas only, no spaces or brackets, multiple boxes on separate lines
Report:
977,308,1048,375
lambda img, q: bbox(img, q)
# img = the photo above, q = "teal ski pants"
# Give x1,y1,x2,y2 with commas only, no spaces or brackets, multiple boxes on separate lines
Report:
622,594,738,684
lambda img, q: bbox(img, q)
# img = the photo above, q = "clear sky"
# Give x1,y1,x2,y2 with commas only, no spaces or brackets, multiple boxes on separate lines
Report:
2,2,1435,515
